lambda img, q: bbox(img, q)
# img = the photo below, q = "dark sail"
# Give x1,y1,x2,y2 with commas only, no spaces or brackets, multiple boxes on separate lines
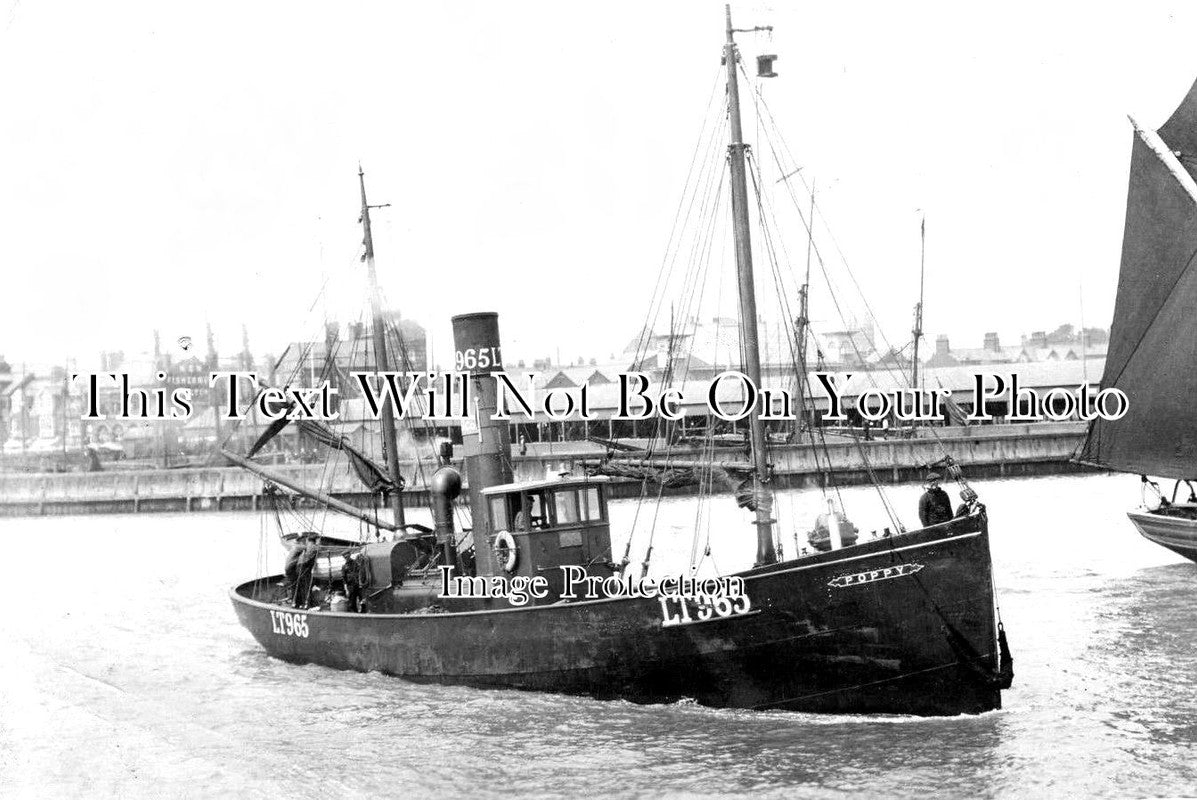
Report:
1079,79,1197,478
247,417,397,493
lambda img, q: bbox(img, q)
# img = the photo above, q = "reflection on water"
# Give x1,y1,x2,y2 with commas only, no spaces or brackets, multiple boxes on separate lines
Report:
0,473,1194,798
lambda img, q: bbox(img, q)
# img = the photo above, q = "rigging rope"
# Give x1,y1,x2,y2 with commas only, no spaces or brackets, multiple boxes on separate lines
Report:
738,61,983,523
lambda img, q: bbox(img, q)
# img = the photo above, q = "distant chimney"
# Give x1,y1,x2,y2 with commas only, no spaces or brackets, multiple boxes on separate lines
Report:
1030,331,1047,349
983,332,1000,352
205,321,218,369
936,335,950,355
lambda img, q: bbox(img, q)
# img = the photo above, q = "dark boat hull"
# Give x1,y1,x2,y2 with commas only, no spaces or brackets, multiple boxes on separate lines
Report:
231,514,1005,715
1128,506,1197,563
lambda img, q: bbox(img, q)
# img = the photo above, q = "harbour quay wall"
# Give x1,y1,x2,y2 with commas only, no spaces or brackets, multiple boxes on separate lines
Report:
527,421,1095,498
770,421,1094,490
0,422,1092,517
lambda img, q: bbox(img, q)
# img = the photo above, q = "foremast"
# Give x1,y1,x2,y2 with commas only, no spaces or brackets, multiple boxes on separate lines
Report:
911,214,926,415
724,6,776,566
358,167,406,526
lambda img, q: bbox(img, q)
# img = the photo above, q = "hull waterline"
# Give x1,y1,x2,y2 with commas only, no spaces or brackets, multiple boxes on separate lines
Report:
231,515,1007,716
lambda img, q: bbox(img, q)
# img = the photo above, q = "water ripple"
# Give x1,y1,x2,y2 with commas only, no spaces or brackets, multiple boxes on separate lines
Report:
1,475,1195,797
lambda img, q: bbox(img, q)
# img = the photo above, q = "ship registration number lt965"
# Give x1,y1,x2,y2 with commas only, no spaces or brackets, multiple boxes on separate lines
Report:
659,593,755,628
269,610,309,638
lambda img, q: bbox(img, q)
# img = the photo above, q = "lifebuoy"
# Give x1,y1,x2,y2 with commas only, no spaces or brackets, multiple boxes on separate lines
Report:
493,530,518,573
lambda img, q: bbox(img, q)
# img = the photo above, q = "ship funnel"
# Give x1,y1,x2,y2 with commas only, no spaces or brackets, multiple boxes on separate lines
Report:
452,312,513,577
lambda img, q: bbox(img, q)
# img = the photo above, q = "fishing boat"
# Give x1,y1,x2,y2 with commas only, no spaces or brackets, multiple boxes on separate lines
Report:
228,7,1013,715
1078,79,1197,563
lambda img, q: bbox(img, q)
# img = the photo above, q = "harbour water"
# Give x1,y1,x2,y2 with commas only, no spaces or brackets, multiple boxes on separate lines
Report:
2,472,1195,798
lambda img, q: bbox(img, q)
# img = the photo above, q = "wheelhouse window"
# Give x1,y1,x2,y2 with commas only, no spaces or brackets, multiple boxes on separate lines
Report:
493,486,604,529
491,491,550,530
549,486,605,525
524,492,548,528
554,490,580,525
489,496,509,530
582,487,603,521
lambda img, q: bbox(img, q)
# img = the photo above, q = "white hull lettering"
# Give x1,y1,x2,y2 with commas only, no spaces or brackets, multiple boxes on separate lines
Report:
660,592,753,628
828,563,924,589
269,610,310,638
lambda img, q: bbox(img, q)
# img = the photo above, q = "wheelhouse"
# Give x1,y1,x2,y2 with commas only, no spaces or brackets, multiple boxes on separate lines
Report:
480,476,615,601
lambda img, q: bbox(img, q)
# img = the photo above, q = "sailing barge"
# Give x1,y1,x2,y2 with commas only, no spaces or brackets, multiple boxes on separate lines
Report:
1079,79,1197,563
230,8,1013,715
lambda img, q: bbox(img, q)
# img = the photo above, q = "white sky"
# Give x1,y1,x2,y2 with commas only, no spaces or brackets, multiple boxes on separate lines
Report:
2,1,1196,371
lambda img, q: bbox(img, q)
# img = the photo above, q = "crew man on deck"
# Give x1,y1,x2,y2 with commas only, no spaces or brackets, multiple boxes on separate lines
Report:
918,472,954,527
341,550,363,612
284,533,320,608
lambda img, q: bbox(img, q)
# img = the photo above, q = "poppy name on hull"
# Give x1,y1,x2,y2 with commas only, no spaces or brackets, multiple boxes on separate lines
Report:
828,563,924,588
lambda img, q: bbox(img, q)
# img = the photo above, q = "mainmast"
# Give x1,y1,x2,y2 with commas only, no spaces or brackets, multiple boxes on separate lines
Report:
795,180,814,440
911,214,925,401
724,5,776,566
358,167,406,527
